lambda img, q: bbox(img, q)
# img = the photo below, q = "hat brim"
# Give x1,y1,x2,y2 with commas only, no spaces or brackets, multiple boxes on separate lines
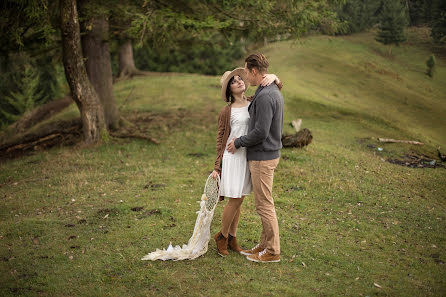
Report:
221,68,249,102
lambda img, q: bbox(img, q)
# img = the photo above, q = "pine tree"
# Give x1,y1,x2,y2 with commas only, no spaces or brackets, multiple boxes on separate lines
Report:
0,64,42,123
36,56,65,105
408,0,435,26
337,0,383,34
426,54,436,77
375,0,408,54
431,0,446,44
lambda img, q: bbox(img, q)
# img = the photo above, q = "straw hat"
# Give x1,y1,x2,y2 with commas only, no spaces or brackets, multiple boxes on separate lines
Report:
220,67,249,102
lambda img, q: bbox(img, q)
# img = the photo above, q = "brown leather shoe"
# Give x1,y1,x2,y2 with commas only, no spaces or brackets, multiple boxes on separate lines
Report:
240,243,264,256
214,231,229,257
228,234,242,253
247,249,280,263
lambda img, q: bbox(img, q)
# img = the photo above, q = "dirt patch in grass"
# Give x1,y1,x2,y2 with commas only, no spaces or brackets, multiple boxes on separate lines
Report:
387,152,445,169
143,181,167,190
357,137,445,169
95,208,121,218
137,209,161,219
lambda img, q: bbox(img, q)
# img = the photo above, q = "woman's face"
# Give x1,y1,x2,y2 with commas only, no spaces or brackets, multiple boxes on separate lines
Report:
230,75,245,95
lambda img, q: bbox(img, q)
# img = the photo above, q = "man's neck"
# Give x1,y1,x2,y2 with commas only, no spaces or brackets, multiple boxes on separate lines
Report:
253,73,266,86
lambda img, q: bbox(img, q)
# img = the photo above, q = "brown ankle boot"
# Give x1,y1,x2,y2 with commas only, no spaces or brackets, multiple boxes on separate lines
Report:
228,234,242,253
214,231,229,257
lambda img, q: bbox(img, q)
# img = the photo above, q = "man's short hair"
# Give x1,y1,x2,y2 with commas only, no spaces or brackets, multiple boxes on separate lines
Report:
245,54,269,74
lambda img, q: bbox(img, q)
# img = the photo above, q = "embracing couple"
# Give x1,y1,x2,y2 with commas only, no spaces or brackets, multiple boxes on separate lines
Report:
211,54,284,263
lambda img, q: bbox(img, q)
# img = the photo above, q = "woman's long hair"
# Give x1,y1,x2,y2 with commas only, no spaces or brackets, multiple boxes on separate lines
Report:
225,76,235,103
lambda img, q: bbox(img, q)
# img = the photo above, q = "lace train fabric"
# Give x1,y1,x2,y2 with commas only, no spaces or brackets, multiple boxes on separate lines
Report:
141,174,220,261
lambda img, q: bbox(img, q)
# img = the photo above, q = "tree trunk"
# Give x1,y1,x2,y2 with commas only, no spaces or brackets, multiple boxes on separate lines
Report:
60,0,107,143
81,15,120,130
118,40,147,79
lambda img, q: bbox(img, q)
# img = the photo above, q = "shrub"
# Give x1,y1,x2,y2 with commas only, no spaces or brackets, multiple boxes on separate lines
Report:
426,54,436,78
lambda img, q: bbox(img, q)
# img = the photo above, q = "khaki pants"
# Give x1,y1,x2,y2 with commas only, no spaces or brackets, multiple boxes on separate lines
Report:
249,158,280,255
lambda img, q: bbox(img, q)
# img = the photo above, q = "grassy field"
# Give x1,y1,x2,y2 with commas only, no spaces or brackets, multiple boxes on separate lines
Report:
1,29,446,296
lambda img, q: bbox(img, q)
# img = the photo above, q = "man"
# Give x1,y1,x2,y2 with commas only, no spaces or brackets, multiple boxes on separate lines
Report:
227,53,284,263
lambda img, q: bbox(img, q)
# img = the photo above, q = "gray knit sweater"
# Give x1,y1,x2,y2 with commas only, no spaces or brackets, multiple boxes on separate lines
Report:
234,84,283,161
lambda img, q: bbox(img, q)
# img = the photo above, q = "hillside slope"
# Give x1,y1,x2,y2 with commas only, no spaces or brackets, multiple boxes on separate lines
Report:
1,30,445,297
259,29,446,149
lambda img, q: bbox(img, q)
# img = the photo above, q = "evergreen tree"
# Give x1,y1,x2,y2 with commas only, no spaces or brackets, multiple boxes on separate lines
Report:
375,0,408,53
1,64,42,123
0,1,64,126
426,54,436,77
0,52,64,127
431,0,446,44
408,0,435,26
36,55,65,105
336,0,383,34
134,34,244,75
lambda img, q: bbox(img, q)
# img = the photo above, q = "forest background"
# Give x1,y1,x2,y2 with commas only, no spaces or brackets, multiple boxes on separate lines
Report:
1,0,445,134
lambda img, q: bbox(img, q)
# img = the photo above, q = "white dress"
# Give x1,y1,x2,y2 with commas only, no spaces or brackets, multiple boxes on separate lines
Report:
219,105,252,198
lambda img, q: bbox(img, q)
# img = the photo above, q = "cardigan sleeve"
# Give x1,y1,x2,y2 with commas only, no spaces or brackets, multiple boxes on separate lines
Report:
213,107,227,174
215,108,226,154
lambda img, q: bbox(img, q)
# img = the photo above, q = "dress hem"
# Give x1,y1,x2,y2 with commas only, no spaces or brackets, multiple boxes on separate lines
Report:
220,192,252,199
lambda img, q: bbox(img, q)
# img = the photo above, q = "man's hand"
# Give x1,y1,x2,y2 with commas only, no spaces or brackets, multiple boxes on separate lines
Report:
227,138,237,154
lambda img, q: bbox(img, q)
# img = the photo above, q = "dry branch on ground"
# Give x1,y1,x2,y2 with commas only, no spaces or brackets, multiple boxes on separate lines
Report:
378,138,424,145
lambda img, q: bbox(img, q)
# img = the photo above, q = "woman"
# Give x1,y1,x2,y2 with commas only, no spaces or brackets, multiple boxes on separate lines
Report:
211,68,282,257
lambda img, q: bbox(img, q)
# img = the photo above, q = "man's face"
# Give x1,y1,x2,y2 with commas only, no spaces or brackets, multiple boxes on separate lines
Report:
244,62,256,86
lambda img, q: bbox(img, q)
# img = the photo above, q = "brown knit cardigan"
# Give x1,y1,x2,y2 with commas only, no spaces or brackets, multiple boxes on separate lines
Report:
213,82,283,176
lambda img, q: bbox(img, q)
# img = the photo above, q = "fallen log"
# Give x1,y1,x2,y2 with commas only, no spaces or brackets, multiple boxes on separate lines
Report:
378,138,424,145
0,118,82,158
282,128,312,148
110,132,159,145
5,96,73,134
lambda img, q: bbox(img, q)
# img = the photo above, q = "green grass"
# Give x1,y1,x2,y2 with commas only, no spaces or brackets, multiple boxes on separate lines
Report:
1,29,446,296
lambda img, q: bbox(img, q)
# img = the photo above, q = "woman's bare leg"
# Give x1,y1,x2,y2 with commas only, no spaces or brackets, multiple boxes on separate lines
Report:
221,196,244,238
229,196,245,236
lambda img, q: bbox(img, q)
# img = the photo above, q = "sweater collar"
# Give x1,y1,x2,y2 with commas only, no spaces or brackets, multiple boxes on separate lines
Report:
254,85,265,98
248,85,265,111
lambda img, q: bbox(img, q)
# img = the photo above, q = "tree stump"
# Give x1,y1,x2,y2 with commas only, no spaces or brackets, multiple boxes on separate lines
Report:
282,128,312,148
